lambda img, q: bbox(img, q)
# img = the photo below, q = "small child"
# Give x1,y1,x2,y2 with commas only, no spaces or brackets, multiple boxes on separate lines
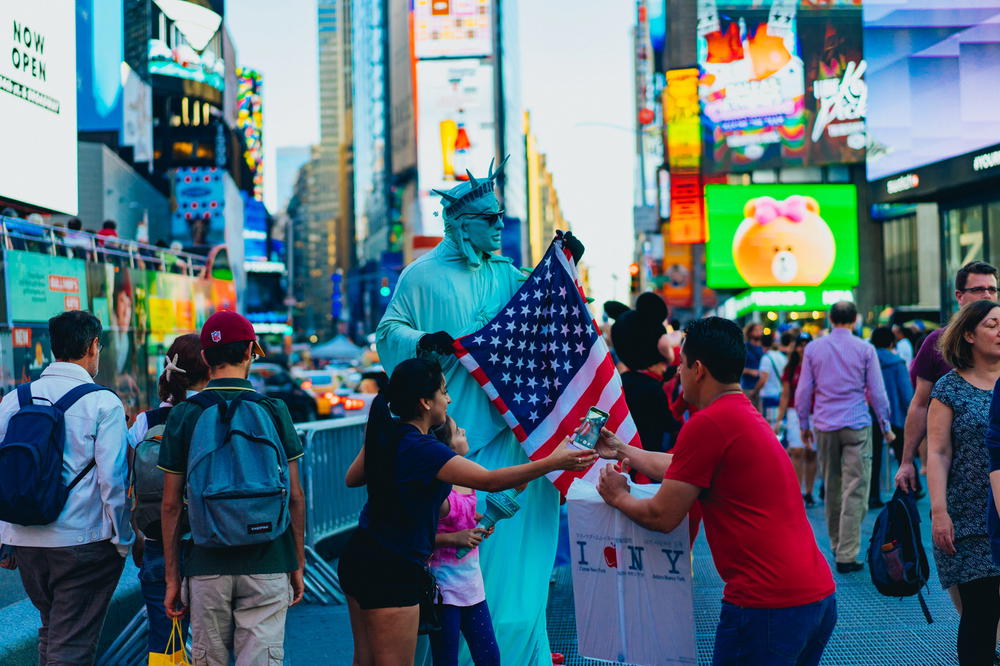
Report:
429,416,501,666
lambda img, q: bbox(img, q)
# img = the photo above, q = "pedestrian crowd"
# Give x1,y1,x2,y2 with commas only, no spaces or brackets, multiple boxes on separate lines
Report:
0,308,305,666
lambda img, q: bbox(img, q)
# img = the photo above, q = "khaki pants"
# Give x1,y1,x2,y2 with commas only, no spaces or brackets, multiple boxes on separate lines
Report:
185,573,291,666
817,426,872,564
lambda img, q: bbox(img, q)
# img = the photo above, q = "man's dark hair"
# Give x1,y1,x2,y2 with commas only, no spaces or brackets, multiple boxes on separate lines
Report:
683,317,746,384
761,332,775,349
203,340,252,368
102,219,117,230
49,311,102,361
67,217,82,230
871,326,895,349
956,261,998,291
830,301,858,326
780,331,795,347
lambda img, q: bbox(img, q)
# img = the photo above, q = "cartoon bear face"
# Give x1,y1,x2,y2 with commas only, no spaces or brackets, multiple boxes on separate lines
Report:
731,195,836,287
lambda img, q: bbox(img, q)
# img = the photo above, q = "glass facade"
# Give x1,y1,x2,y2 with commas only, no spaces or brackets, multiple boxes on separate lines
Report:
882,213,919,308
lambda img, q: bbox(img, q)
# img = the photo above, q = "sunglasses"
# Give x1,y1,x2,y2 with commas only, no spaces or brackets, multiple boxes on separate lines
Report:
458,210,505,227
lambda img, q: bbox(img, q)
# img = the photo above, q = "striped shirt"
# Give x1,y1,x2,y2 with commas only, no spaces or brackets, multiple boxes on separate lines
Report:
795,328,892,433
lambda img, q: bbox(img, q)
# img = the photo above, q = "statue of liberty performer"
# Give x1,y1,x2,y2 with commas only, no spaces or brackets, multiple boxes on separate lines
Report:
376,158,583,664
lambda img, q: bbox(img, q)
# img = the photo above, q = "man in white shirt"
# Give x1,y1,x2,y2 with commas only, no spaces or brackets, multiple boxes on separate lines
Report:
0,310,133,665
759,332,788,428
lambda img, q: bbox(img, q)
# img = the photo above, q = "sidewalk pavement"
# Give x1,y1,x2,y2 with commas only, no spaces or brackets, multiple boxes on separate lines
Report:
288,487,961,665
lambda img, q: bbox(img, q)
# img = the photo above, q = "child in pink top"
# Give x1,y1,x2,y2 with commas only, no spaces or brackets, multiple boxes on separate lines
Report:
429,417,500,666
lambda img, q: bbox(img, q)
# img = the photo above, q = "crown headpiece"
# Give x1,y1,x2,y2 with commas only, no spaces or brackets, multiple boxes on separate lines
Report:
431,156,509,218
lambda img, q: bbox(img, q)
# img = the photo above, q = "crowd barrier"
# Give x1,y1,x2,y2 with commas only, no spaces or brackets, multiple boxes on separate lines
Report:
0,416,368,666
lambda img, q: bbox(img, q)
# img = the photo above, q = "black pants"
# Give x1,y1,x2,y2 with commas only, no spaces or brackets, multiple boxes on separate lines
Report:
16,540,126,665
957,575,1000,665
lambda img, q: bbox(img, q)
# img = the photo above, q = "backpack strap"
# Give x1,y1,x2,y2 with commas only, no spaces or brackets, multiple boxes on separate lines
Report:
53,383,114,414
144,406,172,430
16,382,32,409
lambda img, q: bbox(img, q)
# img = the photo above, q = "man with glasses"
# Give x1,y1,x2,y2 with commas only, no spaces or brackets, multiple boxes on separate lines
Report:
896,261,999,493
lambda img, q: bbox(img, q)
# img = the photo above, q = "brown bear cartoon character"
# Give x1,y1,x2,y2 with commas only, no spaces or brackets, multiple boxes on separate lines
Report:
732,195,835,287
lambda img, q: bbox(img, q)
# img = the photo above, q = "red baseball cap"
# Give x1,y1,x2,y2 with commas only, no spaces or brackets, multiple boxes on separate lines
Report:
200,310,266,357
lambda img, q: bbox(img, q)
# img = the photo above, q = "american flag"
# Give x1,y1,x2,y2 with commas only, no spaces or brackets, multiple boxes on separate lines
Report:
453,237,641,495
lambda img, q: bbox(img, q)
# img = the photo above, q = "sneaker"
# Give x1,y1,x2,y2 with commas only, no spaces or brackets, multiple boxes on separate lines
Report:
836,561,864,574
803,493,816,507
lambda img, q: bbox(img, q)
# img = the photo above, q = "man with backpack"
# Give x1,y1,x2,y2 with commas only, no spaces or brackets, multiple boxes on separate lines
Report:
0,310,133,665
159,310,305,665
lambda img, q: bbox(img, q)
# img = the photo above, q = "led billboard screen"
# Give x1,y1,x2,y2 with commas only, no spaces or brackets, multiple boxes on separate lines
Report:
0,1,78,214
865,0,1000,181
705,184,858,289
236,67,264,201
416,59,496,235
148,0,224,92
697,1,806,173
413,0,492,59
76,0,123,132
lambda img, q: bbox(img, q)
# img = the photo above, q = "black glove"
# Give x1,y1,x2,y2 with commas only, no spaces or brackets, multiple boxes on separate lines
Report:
419,331,456,355
562,231,585,263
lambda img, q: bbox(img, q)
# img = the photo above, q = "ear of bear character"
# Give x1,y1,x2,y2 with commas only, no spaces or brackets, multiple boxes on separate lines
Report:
603,301,630,320
635,292,669,324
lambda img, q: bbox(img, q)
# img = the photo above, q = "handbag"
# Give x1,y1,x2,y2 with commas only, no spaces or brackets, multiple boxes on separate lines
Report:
417,566,443,635
148,617,191,666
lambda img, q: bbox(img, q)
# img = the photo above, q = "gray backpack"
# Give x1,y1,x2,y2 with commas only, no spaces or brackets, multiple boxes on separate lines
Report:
185,391,290,548
130,406,172,537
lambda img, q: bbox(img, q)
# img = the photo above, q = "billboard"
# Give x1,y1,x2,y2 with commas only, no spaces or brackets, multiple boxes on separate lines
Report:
390,0,417,174
6,251,87,322
171,166,225,245
704,184,858,289
413,0,492,59
148,0,224,92
416,59,496,235
0,1,78,214
865,1,1000,182
76,0,124,132
800,10,866,165
665,68,701,172
121,63,153,162
236,67,264,201
697,0,806,173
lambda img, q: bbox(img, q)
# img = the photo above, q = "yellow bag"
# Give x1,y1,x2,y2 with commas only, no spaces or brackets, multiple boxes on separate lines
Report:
148,617,191,666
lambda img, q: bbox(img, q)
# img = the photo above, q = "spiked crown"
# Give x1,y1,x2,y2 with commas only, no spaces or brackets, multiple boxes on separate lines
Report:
431,156,509,219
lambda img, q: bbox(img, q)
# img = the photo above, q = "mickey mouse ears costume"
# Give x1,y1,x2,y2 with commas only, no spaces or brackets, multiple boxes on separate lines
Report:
603,292,669,371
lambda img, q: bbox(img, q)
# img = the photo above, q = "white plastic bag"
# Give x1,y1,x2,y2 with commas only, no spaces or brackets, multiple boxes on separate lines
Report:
566,479,696,665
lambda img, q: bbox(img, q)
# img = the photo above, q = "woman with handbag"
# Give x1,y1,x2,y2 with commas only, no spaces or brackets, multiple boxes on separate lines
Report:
339,358,596,666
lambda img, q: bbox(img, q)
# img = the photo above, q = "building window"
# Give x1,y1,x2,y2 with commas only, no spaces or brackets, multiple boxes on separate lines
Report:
943,204,985,280
883,214,918,306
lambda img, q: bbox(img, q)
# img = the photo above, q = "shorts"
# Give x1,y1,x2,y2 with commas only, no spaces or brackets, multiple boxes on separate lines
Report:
338,529,425,609
761,396,780,426
785,410,811,450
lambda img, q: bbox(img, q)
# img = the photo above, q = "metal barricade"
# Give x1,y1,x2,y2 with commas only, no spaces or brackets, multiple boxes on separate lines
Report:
297,416,368,549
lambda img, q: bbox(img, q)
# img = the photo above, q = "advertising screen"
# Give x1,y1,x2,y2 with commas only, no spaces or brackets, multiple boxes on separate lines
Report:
697,0,806,173
865,0,1000,181
799,10,866,165
76,0,123,132
236,67,264,201
172,167,226,245
704,184,858,289
416,59,496,235
148,0,224,92
0,1,78,214
413,0,492,59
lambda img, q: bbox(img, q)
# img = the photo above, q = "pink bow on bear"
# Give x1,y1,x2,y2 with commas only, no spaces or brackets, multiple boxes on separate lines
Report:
752,196,808,225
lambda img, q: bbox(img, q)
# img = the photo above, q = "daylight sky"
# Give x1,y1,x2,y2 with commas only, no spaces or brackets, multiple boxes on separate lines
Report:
227,0,635,306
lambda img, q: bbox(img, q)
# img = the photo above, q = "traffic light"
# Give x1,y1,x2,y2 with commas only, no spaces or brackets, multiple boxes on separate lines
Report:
379,277,391,298
629,263,640,294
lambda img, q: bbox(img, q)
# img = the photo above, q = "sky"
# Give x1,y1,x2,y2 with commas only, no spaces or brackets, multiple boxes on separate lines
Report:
227,0,635,307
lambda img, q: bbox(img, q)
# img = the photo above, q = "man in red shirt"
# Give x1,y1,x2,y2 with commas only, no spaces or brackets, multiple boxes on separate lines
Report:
596,317,836,665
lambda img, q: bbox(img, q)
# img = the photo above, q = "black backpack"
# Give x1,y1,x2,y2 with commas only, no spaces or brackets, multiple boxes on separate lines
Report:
867,488,933,623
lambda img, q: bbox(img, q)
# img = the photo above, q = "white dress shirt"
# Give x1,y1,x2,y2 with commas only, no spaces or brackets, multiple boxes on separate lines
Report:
0,362,134,556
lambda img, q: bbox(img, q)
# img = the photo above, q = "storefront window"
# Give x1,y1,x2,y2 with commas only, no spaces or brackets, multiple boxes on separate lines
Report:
988,202,1000,267
883,214,918,307
943,205,985,280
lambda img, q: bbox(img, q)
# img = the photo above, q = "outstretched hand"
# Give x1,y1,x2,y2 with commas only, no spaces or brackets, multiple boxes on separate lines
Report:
595,427,626,460
561,231,585,264
546,436,599,472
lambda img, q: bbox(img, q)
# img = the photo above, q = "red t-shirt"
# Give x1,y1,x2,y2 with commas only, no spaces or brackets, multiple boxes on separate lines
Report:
664,393,834,608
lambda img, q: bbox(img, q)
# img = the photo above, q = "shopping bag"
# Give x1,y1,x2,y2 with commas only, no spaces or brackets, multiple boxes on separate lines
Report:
149,617,191,666
566,479,696,665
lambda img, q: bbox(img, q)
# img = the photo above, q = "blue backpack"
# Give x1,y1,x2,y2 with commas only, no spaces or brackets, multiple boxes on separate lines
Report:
184,390,290,548
0,382,114,526
867,488,933,623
